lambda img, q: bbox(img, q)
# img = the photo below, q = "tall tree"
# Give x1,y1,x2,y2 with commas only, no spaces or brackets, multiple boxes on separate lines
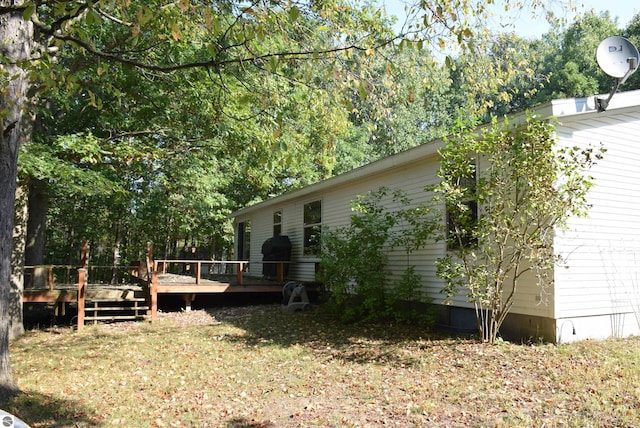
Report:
622,12,640,91
532,11,620,102
0,0,32,397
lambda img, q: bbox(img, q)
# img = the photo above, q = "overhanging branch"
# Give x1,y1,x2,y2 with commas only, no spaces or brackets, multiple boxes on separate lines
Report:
51,32,402,73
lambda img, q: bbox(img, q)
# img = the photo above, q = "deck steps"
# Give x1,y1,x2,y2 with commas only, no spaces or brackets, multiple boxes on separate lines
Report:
83,298,149,324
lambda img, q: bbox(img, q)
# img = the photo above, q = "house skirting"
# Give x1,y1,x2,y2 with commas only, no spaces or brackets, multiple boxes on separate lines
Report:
437,305,640,343
436,305,556,343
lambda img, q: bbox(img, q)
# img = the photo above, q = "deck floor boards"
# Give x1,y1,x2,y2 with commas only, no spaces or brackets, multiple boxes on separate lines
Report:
155,273,283,293
23,274,284,303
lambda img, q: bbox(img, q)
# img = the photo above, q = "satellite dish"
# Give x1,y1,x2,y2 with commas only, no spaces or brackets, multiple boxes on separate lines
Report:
597,36,639,79
595,36,640,112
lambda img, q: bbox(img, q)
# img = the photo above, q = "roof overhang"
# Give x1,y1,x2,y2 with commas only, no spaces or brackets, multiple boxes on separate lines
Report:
230,89,640,219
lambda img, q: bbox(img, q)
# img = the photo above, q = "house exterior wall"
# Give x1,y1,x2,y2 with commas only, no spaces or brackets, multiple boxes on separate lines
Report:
232,90,640,343
233,143,556,319
232,146,458,305
552,104,640,342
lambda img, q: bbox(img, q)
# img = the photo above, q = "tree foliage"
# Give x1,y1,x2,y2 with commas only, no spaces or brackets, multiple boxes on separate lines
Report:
531,11,625,102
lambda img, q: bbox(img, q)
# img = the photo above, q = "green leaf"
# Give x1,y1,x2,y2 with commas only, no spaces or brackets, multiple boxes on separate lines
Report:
269,55,279,72
357,81,370,100
289,6,300,22
22,3,35,20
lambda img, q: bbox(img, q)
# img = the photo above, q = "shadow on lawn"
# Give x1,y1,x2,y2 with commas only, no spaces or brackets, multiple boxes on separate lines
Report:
211,303,471,367
3,389,100,427
223,417,275,427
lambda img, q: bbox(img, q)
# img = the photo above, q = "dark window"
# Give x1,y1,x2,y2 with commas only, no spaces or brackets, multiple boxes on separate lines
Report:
446,200,478,250
447,161,478,250
273,210,282,236
237,220,251,260
303,201,322,256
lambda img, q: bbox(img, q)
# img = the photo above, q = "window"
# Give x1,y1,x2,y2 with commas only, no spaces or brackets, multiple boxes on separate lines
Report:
446,162,478,250
303,200,322,256
446,200,478,250
237,220,251,260
273,210,282,236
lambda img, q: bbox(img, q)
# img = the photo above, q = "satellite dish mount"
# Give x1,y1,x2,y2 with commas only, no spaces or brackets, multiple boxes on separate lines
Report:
595,36,640,112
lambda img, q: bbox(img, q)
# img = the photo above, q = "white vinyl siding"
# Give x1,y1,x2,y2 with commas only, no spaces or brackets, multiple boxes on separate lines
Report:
553,107,640,325
234,150,448,292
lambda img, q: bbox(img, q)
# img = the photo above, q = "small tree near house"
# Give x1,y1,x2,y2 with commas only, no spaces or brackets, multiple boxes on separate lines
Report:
433,114,603,344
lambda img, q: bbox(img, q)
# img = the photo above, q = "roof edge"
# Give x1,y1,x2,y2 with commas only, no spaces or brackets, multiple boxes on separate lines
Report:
230,89,640,219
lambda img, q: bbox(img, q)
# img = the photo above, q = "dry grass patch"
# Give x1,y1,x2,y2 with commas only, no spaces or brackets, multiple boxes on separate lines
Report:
5,304,640,427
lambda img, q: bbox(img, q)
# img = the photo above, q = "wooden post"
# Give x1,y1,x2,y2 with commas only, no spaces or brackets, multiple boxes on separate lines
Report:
81,241,88,268
183,294,196,311
146,242,153,282
47,266,54,291
77,268,86,331
150,271,158,321
277,262,284,283
236,262,244,285
195,261,201,285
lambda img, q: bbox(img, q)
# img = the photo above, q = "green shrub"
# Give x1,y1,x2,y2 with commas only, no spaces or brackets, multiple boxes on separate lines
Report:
318,187,437,326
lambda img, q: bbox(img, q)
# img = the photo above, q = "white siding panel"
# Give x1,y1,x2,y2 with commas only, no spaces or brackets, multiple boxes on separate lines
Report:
554,109,640,323
236,156,453,296
247,212,272,277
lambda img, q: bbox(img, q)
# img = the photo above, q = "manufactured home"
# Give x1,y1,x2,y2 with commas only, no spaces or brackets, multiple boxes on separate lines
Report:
230,89,640,343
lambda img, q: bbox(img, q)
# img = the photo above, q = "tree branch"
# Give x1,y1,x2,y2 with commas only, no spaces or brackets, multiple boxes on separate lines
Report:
38,1,93,36
51,31,402,73
0,5,27,16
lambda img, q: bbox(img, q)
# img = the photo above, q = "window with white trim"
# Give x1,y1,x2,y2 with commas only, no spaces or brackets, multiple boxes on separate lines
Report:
303,200,322,256
273,210,282,236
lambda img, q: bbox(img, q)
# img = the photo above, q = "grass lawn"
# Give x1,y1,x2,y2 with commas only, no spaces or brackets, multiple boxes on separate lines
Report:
5,304,640,427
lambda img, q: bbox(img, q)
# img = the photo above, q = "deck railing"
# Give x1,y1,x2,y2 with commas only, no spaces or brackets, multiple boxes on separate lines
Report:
24,264,145,289
24,254,319,331
152,259,296,285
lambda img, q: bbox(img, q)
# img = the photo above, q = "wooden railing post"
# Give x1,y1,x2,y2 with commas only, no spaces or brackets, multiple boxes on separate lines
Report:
195,261,201,285
236,262,244,285
77,268,86,331
47,266,54,291
146,242,153,281
150,271,158,321
277,262,284,283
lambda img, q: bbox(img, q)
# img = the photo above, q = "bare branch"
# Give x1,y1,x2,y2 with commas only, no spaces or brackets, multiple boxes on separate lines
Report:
39,1,93,36
94,7,131,27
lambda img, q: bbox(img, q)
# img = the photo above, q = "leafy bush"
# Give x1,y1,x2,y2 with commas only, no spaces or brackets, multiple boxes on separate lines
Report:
318,188,436,325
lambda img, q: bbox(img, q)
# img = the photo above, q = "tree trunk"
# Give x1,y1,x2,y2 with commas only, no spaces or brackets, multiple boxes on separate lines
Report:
10,185,27,340
25,179,48,288
111,218,121,284
0,1,33,400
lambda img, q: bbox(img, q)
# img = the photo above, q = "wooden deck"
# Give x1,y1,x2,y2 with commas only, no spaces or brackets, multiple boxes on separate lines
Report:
148,272,285,316
154,272,283,293
23,257,307,329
